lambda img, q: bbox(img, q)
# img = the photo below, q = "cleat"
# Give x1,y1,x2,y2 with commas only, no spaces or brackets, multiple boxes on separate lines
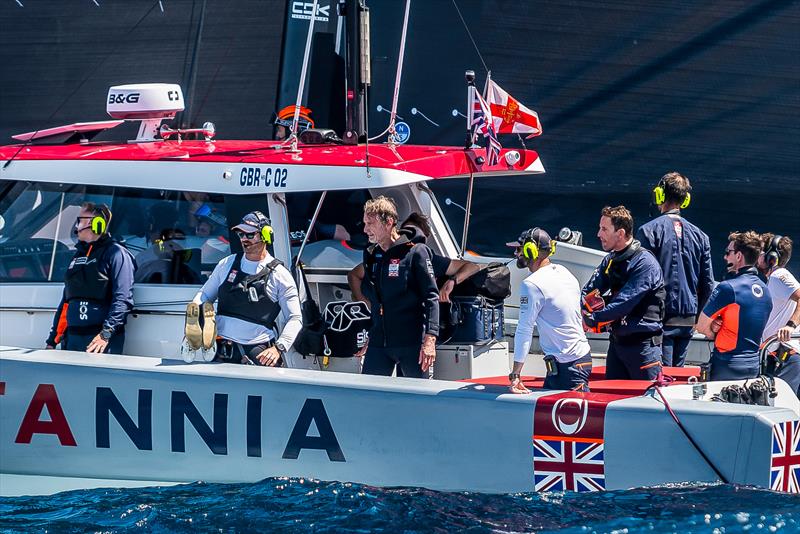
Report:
201,302,217,350
184,302,203,351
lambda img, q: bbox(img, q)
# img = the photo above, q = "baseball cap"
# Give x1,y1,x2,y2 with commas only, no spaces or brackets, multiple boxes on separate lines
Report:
232,211,269,234
506,227,553,252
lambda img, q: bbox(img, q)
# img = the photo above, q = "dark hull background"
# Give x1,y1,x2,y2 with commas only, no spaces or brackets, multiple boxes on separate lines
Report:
2,0,798,274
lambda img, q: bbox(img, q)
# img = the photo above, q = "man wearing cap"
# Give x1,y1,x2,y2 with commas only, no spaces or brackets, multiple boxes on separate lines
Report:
582,206,666,380
191,211,302,366
507,228,592,393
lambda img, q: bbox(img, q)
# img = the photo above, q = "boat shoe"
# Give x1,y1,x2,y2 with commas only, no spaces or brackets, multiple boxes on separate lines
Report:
184,302,203,351
201,301,217,350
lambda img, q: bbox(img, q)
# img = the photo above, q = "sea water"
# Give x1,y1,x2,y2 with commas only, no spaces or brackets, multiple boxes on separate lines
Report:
2,479,799,533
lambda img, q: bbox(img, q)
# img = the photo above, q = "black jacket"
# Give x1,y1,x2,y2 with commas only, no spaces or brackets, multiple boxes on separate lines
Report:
362,234,440,347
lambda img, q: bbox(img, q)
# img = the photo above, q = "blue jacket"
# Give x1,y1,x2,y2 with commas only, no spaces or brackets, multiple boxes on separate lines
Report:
636,210,714,325
582,240,666,338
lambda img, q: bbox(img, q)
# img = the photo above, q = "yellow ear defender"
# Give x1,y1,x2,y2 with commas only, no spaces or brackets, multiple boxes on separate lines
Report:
90,205,111,234
550,240,557,255
653,183,666,206
91,216,107,234
261,224,273,245
522,241,538,261
653,178,691,208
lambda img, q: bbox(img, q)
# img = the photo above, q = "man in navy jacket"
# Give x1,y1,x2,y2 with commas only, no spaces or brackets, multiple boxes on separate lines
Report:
636,172,714,366
46,202,136,354
583,206,666,380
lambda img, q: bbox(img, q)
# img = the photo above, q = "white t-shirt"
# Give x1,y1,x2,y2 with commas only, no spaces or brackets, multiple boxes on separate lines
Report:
763,267,800,345
514,263,591,363
195,253,303,347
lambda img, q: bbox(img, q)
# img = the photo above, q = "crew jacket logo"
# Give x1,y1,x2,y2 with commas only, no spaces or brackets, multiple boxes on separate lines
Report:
532,391,614,492
771,420,800,493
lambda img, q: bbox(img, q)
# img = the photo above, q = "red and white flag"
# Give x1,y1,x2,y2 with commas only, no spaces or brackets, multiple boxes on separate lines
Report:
487,79,542,138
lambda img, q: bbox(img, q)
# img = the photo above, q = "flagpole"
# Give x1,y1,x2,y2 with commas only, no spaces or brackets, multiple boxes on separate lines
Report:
465,70,475,149
470,70,491,146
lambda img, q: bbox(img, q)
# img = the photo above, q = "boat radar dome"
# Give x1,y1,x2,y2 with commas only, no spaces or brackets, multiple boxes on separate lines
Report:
106,84,184,141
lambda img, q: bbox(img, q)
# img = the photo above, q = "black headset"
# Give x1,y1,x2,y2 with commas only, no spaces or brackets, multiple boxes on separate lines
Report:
653,176,691,209
765,234,783,268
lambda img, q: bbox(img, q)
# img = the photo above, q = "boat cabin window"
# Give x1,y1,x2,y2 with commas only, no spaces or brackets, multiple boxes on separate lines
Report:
0,181,242,284
286,190,370,269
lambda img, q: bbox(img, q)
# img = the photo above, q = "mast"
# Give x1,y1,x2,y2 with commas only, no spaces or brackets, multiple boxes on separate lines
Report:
341,0,370,144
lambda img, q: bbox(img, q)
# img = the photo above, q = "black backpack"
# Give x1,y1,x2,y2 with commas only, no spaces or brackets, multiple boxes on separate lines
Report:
451,261,511,301
291,263,327,356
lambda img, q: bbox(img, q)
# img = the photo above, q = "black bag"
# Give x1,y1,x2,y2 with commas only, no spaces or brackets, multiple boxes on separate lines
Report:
451,262,511,300
291,264,326,356
439,295,504,343
322,300,371,357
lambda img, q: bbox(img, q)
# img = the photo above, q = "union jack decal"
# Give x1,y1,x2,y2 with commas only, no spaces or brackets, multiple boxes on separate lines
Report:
533,438,605,492
771,420,800,493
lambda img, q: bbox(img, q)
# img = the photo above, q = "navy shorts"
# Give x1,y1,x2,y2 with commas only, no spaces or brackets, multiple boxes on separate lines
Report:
543,353,592,391
709,354,760,381
362,345,427,378
62,329,125,355
606,335,662,380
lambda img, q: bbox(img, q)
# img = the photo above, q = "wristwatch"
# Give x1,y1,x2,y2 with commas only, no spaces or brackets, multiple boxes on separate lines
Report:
99,328,113,341
508,372,520,382
275,341,287,355
788,320,798,329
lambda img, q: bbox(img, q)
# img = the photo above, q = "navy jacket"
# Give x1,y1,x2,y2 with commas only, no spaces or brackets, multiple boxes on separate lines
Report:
47,235,136,346
582,240,666,338
362,234,440,348
636,210,714,325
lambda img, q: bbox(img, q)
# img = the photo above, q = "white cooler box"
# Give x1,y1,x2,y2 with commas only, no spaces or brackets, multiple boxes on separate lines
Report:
433,341,510,380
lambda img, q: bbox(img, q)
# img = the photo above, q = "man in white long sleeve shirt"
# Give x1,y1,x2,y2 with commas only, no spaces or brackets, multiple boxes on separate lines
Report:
507,228,592,394
193,211,302,366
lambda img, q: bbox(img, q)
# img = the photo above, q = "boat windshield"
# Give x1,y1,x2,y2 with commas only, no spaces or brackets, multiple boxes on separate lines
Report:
0,181,248,284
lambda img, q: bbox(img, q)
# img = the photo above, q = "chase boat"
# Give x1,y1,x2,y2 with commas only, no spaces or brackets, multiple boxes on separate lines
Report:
1,83,800,497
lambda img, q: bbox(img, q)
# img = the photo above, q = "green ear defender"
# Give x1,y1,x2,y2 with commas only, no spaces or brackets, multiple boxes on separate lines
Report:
680,192,691,209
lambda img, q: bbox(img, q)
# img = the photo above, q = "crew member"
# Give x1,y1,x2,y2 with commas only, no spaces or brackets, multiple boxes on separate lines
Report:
348,212,480,304
193,211,302,366
757,233,800,393
356,198,439,377
582,206,666,380
507,228,592,393
695,231,772,380
45,202,136,354
272,105,314,141
636,172,714,366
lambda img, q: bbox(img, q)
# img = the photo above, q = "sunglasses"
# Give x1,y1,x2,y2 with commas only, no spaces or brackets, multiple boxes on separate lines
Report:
724,247,737,256
236,231,258,240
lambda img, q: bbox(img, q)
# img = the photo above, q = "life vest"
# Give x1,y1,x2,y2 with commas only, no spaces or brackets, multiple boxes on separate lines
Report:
63,237,115,328
605,240,665,326
217,254,282,329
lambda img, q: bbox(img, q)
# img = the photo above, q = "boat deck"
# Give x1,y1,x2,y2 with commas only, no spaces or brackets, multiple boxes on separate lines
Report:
464,365,701,396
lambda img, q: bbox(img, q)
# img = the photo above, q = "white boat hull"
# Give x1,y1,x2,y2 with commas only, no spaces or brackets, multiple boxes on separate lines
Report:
2,348,799,495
